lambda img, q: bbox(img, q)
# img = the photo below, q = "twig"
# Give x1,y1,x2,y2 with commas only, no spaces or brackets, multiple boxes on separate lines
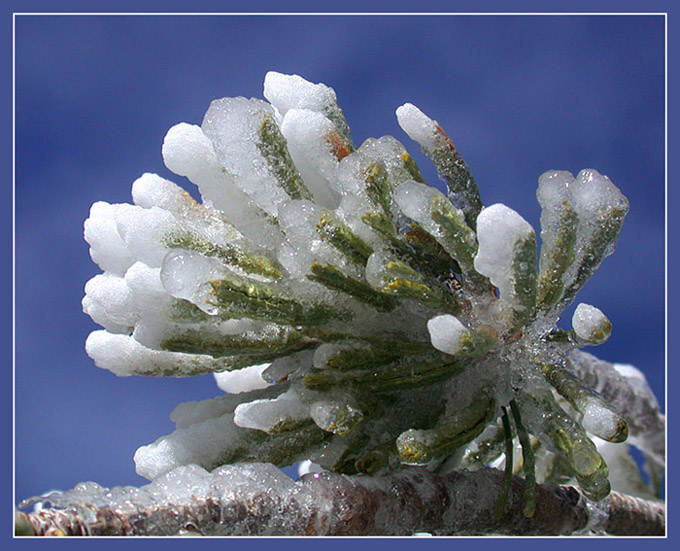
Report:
16,464,665,537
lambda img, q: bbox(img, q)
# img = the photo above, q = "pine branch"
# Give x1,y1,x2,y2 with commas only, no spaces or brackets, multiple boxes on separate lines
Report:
16,465,664,537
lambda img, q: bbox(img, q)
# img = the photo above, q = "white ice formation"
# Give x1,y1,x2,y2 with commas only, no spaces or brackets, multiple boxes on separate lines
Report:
82,72,663,505
572,303,611,345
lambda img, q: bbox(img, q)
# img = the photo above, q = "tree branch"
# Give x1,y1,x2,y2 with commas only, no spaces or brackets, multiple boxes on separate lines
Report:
16,464,664,537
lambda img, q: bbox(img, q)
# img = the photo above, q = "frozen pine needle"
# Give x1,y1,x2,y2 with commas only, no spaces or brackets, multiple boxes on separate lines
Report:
77,72,661,513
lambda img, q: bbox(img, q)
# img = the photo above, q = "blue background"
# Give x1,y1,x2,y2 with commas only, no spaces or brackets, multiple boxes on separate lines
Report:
14,13,665,505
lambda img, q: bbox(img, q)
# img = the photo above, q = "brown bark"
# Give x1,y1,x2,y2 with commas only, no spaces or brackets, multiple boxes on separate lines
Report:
16,466,664,537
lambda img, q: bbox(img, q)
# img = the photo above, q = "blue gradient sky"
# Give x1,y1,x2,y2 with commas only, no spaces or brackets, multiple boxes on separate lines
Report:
15,14,665,502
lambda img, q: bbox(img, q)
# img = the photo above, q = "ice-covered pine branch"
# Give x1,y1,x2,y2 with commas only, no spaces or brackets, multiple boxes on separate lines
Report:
19,72,664,536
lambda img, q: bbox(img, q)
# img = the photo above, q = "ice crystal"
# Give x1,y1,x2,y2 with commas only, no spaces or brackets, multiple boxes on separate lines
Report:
83,72,655,509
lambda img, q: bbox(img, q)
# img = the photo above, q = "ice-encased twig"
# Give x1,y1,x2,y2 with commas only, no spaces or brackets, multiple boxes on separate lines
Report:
16,463,664,536
474,203,538,327
396,392,495,464
366,252,462,312
539,170,629,312
514,388,611,501
538,359,628,443
566,350,665,467
86,331,281,377
396,103,482,229
134,412,330,481
263,71,354,149
394,180,478,272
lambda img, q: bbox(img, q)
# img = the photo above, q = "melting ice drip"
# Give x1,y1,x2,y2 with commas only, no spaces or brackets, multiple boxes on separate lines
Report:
81,72,657,510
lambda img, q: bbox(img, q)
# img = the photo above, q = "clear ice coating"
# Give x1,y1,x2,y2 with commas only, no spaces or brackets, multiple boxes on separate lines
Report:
19,463,310,536
82,72,663,506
